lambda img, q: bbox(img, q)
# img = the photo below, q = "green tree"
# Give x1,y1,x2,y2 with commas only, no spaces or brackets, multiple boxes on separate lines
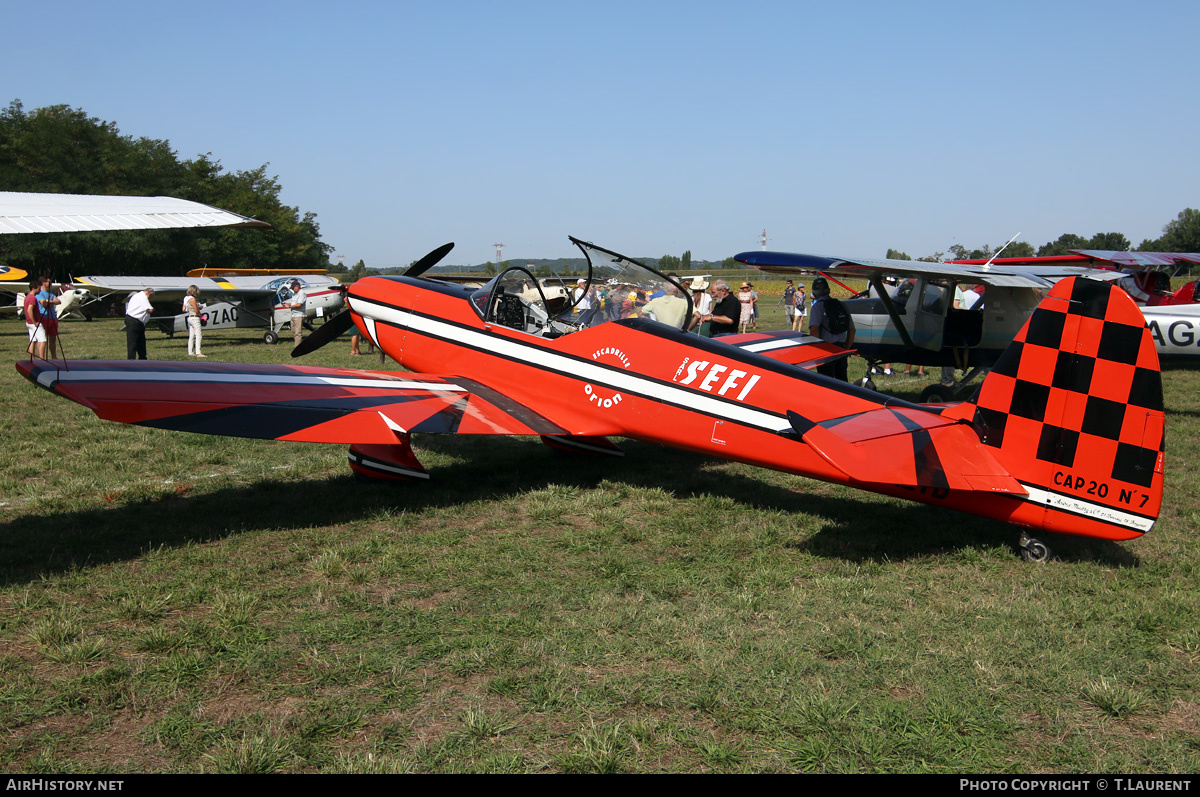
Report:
1001,241,1035,258
658,254,681,271
680,250,692,271
1140,209,1200,252
1087,232,1130,251
346,259,379,282
1037,233,1089,257
886,248,911,260
0,99,330,280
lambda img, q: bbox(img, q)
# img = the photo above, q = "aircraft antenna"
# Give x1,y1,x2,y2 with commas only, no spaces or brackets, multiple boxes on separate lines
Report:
982,232,1022,270
494,242,505,264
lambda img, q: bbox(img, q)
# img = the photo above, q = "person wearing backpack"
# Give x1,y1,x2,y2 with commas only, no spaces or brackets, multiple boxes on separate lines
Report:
809,276,855,381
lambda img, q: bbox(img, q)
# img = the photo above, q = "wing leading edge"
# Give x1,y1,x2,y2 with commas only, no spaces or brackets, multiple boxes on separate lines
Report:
734,250,1113,289
0,192,269,234
16,360,568,443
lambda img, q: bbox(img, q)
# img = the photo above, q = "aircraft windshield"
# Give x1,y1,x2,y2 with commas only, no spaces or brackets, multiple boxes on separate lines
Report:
469,238,693,335
563,237,692,331
269,277,309,304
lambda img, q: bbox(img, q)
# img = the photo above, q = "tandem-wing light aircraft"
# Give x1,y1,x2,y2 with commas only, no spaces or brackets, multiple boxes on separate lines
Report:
18,238,1164,562
73,272,345,344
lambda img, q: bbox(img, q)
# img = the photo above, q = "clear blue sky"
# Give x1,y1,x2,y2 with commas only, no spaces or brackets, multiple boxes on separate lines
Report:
4,0,1198,267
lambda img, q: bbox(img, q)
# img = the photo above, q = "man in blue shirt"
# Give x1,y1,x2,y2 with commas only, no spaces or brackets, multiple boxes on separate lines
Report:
35,277,61,359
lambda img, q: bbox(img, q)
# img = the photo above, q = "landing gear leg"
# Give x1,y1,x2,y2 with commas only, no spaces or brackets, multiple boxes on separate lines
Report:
1018,533,1052,563
918,366,989,403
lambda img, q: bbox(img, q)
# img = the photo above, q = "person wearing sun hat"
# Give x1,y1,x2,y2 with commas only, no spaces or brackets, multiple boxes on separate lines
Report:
737,282,755,333
688,277,713,336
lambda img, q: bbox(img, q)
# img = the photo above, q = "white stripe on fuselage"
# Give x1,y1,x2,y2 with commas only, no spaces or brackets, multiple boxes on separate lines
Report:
351,297,794,433
36,367,465,393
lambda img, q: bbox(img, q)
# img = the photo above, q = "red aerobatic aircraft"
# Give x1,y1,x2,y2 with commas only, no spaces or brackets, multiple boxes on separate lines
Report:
17,238,1165,561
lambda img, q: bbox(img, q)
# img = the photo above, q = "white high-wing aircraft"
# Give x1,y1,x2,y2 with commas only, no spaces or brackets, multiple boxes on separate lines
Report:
2,191,272,321
953,250,1200,362
732,249,1143,401
0,191,345,342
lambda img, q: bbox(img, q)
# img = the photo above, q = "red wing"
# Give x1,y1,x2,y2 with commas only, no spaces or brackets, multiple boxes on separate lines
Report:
719,331,852,369
17,360,567,443
789,407,1023,493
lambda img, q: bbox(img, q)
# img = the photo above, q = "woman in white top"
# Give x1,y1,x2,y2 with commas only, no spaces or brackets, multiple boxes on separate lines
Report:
184,285,205,357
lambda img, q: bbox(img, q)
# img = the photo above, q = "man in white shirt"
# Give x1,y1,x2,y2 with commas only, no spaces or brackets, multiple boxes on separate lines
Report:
125,287,155,360
285,280,308,346
574,279,598,326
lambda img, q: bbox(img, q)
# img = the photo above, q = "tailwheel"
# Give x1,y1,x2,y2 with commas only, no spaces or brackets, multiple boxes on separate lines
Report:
1018,533,1052,563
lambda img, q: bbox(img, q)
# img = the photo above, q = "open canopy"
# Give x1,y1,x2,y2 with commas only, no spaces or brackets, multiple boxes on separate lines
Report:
469,237,693,336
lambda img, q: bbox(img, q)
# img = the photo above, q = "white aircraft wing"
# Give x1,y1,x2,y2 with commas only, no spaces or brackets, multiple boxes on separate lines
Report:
75,276,278,297
74,274,344,303
733,251,1117,289
0,192,269,234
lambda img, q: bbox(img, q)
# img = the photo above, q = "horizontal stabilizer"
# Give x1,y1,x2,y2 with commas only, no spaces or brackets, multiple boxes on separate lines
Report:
788,408,1023,493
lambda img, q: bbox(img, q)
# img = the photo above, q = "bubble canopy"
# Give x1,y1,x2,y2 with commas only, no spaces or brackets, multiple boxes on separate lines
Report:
469,237,693,337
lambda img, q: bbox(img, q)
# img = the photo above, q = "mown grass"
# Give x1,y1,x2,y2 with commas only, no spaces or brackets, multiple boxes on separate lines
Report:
1,304,1198,773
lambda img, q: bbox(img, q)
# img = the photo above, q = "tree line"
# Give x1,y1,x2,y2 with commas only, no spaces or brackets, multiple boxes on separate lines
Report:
887,209,1200,263
0,100,331,282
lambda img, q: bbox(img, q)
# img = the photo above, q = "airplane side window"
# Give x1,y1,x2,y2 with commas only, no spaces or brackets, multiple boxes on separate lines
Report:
892,279,916,313
921,284,948,314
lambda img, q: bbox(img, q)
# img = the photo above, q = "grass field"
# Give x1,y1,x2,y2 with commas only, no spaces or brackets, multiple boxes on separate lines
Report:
2,295,1199,773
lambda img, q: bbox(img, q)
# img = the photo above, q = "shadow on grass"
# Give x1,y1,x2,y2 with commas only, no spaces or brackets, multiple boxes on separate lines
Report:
0,436,1138,584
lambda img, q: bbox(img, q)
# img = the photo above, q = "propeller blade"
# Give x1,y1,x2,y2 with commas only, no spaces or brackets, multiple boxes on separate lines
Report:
291,308,355,358
401,242,455,278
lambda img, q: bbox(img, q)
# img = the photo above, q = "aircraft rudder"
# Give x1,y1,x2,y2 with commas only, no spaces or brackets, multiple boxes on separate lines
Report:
969,277,1164,538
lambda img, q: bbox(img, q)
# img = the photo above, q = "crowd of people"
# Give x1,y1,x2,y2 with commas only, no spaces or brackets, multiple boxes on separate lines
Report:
14,273,883,384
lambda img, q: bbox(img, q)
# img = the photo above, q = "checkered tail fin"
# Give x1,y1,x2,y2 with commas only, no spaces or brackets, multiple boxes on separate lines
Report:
968,277,1164,538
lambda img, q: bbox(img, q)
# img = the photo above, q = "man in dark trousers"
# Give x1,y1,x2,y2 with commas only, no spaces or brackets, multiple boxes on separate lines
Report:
125,287,155,360
808,277,855,381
